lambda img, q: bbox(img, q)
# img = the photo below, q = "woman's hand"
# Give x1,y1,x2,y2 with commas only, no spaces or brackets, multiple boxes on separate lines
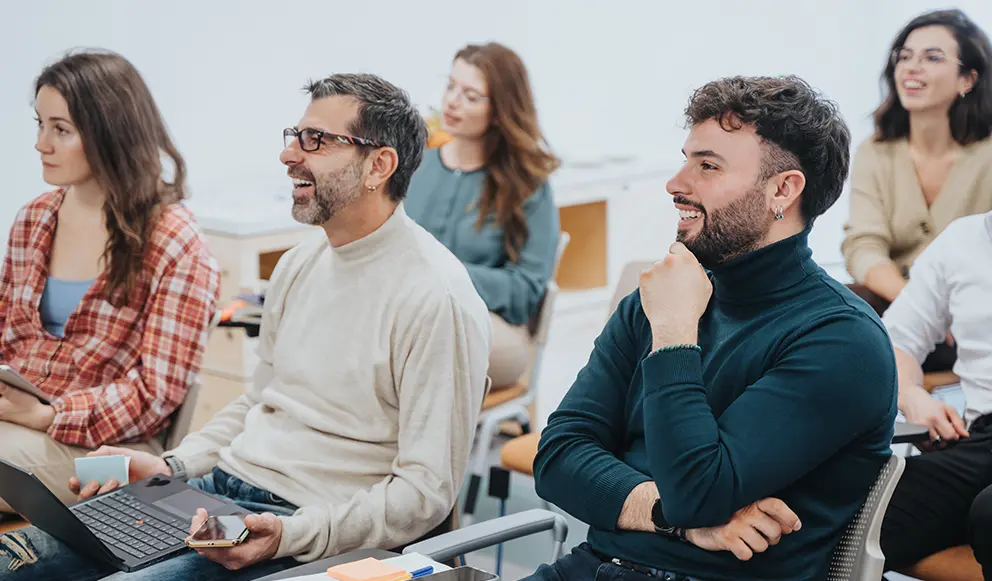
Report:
0,383,55,431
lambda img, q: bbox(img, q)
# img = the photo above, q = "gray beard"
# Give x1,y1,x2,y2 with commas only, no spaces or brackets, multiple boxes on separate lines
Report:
291,163,363,226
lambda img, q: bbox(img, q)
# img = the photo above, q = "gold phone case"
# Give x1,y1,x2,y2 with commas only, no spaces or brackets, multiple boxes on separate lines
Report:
185,524,250,548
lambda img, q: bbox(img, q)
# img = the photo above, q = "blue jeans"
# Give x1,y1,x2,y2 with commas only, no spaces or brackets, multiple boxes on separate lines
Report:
522,543,707,581
0,468,301,581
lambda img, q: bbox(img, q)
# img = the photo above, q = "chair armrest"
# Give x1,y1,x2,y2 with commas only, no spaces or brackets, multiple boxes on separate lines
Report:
402,509,568,563
892,421,929,444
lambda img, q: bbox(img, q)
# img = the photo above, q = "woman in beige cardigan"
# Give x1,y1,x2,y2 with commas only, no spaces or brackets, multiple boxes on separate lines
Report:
843,8,992,372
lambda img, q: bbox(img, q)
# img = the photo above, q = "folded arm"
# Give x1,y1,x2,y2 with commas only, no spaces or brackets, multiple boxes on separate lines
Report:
641,314,896,528
533,293,653,531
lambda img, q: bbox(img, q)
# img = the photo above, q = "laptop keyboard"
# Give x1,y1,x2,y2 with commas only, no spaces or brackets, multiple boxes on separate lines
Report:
71,491,192,559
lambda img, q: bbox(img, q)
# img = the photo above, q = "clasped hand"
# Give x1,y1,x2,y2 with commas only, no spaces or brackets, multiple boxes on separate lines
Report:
639,242,712,349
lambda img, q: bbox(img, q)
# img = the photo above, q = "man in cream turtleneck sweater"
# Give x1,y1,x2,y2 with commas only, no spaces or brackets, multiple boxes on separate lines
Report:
0,74,491,581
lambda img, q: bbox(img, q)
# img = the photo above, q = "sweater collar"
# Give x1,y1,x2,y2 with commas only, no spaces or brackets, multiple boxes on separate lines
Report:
331,203,409,262
708,226,817,302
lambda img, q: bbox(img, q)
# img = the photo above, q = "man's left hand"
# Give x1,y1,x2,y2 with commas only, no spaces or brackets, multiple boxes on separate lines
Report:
0,383,55,431
686,498,801,561
639,242,712,349
188,509,283,570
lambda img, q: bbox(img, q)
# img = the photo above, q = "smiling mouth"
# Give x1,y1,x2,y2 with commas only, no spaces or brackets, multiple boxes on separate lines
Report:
678,208,704,228
903,79,927,90
292,178,314,190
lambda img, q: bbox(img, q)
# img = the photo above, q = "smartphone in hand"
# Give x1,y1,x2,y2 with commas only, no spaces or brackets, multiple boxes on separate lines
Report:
186,515,250,548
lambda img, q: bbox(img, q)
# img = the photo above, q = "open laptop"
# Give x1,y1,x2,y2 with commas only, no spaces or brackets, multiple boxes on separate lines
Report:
0,459,247,572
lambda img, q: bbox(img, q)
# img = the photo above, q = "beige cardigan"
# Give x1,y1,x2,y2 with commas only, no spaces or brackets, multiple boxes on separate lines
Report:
842,137,992,283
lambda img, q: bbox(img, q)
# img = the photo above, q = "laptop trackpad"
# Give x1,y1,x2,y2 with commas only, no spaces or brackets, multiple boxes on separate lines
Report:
154,489,228,519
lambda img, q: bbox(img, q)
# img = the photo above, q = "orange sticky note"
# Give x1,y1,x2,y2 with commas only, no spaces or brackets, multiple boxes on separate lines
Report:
326,557,412,581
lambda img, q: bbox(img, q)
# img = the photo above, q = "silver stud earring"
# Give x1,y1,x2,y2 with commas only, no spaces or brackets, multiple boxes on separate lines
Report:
367,184,377,192
774,206,785,221
961,90,967,98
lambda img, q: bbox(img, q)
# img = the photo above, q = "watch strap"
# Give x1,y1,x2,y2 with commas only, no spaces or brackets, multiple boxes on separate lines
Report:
651,498,679,537
163,455,188,482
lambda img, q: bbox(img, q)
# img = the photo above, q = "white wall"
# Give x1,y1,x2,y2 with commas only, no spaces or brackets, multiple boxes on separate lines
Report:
1,0,990,266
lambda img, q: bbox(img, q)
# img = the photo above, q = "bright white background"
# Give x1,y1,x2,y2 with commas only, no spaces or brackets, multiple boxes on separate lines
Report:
1,0,990,265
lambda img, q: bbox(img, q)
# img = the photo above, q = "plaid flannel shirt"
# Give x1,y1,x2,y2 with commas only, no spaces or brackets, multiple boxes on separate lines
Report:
0,190,220,448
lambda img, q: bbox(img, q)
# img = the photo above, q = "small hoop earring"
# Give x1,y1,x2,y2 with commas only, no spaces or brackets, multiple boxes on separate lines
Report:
774,206,785,221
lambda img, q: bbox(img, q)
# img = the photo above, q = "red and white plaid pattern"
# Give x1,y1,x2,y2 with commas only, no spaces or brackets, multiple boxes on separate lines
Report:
0,190,220,448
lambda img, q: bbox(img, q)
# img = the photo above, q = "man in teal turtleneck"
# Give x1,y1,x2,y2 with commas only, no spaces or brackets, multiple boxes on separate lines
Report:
525,76,897,581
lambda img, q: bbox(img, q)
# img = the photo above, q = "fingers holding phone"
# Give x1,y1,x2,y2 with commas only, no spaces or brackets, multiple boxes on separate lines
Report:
187,511,250,548
186,509,283,570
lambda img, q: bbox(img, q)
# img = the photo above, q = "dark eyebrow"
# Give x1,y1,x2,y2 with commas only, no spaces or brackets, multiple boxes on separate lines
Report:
899,46,949,54
34,111,73,124
683,149,726,162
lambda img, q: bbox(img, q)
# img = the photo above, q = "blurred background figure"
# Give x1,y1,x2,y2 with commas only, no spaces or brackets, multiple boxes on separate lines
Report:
842,8,992,373
405,42,561,390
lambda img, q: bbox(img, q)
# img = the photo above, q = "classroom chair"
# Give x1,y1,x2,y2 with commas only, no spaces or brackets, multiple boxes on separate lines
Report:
462,233,569,525
403,455,905,581
158,310,223,450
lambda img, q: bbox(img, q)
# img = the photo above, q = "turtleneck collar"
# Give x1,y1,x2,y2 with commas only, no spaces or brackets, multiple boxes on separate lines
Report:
330,203,409,263
707,226,817,303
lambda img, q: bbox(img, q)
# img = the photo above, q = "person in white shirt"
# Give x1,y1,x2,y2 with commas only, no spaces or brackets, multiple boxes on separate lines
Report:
0,73,492,581
879,210,992,577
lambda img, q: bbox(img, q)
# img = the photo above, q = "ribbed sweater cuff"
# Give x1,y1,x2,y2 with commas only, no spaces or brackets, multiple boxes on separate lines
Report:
591,463,652,532
641,347,704,392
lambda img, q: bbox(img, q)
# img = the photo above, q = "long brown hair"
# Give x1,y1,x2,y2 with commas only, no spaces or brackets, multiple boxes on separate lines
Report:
35,50,186,306
455,43,560,262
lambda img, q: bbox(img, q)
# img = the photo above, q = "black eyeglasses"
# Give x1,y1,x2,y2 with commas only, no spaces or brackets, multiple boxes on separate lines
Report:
283,127,386,152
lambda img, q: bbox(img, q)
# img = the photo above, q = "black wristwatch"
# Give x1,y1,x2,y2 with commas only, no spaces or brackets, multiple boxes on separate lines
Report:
651,498,678,536
652,499,690,542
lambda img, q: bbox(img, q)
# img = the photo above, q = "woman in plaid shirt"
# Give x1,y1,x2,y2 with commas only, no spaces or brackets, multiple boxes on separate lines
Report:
0,50,220,511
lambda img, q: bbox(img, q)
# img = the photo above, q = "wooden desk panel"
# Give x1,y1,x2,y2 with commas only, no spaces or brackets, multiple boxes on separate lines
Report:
556,200,607,290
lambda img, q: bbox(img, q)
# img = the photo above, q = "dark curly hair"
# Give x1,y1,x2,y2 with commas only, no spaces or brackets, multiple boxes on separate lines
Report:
684,75,851,225
874,9,992,144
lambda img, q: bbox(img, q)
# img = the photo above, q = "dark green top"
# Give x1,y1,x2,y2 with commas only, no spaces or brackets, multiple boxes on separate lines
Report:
533,229,897,581
404,149,560,326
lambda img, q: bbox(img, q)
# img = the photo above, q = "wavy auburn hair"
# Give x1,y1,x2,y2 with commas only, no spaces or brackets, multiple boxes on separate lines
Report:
455,43,560,262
